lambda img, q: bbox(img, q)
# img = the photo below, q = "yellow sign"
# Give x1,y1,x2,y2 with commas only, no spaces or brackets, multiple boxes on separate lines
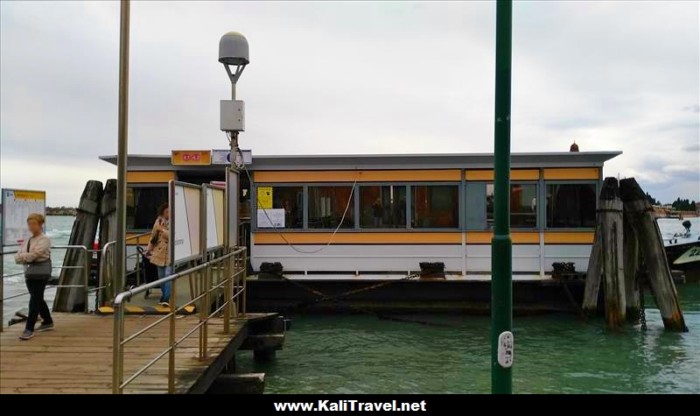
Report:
171,150,211,166
257,186,273,209
13,190,46,200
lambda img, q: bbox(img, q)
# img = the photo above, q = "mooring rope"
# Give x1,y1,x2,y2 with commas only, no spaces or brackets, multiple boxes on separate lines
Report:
279,274,461,328
559,280,587,321
285,273,419,310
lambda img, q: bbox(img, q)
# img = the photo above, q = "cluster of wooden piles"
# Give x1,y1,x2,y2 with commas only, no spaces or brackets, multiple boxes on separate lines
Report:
583,177,687,332
53,179,117,312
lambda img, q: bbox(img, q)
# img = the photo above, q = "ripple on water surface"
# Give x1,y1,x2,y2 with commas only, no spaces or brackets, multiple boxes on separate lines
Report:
238,287,700,394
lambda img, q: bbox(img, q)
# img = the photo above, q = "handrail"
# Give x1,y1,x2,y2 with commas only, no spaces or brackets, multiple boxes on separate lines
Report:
112,246,247,394
126,232,151,289
98,241,116,307
1,244,93,332
97,232,151,307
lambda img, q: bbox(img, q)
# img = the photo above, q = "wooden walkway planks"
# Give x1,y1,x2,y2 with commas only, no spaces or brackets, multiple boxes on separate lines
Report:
0,313,247,394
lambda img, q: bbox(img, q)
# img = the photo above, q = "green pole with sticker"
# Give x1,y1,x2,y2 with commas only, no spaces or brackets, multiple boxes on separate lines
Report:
491,0,513,394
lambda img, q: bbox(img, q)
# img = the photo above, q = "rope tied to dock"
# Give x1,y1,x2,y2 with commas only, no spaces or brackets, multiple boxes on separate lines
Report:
280,274,463,328
284,273,420,312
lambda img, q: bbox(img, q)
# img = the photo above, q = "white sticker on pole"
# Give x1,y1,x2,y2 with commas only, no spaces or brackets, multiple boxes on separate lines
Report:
497,331,514,368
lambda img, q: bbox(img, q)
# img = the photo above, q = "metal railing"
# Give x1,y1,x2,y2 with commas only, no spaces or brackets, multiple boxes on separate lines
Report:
98,232,151,307
111,247,247,394
1,245,93,332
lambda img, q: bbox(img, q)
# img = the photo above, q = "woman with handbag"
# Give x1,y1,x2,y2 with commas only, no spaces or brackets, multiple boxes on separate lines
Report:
146,203,172,307
14,213,54,340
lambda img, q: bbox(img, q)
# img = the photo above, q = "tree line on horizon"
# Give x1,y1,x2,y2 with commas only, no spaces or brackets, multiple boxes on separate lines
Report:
645,193,698,211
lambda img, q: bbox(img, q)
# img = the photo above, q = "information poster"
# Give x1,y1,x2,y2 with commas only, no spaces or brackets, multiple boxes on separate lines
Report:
257,208,285,229
257,186,273,209
171,183,202,264
205,186,225,250
1,189,46,246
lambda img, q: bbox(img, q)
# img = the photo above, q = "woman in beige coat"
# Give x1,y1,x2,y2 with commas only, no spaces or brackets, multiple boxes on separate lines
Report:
146,203,171,306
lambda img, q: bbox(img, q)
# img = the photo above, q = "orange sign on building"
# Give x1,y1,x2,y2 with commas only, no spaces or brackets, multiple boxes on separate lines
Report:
171,150,212,166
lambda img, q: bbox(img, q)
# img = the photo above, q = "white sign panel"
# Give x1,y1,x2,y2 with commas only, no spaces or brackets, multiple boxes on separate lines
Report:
257,208,285,229
1,189,46,246
171,183,202,264
205,187,225,250
211,149,253,165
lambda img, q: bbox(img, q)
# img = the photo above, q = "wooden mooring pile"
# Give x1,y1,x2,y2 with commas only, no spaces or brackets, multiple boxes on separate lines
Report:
583,177,687,332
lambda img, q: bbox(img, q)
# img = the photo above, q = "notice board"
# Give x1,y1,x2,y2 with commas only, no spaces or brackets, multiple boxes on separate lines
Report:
171,182,202,264
1,189,46,246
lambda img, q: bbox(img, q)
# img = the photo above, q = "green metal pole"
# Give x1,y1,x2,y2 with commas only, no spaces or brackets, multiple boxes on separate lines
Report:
491,0,513,394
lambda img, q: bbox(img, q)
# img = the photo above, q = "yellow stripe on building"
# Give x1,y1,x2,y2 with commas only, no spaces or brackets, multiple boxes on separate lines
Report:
543,232,595,244
126,171,176,183
465,231,540,244
253,170,462,183
543,168,599,180
465,169,539,181
254,232,463,245
254,231,551,245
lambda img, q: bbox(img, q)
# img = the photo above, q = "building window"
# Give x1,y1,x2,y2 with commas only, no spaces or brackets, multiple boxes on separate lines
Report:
127,186,168,231
359,185,407,228
256,186,303,229
308,186,355,229
486,184,538,228
546,183,597,228
465,182,488,230
411,185,459,228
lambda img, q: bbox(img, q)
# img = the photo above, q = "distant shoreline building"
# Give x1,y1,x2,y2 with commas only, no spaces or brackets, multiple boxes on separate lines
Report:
652,204,699,219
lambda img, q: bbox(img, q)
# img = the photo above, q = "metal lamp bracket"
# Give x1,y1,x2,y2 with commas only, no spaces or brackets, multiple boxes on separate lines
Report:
224,64,246,85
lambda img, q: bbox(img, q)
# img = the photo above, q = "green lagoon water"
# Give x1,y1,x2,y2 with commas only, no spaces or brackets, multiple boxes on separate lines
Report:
241,290,700,393
3,216,700,393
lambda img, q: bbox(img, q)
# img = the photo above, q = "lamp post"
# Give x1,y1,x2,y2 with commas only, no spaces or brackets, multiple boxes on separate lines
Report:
218,32,249,250
491,0,514,394
115,0,130,294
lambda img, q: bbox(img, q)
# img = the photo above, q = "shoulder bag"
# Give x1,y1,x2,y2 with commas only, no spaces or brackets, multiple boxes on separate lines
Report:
24,238,52,278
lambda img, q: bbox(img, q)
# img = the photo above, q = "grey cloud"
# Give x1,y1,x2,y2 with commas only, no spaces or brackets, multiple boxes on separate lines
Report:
1,1,698,205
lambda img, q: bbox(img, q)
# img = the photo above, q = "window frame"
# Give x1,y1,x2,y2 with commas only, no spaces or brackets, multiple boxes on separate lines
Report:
465,181,540,230
409,182,462,230
543,180,599,231
252,180,463,232
357,183,409,231
252,183,307,231
305,183,358,231
126,183,169,233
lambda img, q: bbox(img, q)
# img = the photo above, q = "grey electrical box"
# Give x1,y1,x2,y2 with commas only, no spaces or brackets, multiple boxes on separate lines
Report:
220,100,245,132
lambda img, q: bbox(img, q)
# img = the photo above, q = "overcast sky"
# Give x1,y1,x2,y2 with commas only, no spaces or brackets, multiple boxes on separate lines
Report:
1,1,698,206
